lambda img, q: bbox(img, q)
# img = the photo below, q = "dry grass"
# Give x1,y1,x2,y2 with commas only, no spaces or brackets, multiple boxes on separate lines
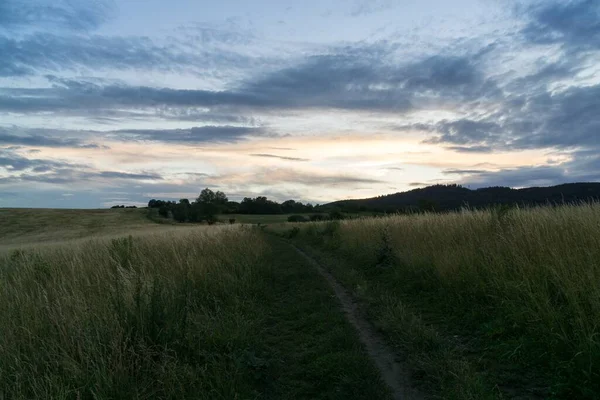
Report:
0,226,270,398
0,214,391,399
286,203,600,398
0,208,167,247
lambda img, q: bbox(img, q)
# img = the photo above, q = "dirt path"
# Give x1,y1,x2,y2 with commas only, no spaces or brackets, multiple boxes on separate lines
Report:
291,244,424,400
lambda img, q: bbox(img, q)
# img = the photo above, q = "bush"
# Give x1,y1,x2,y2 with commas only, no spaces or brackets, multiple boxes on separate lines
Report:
329,210,345,220
172,204,188,223
287,215,308,223
229,218,236,224
287,227,301,238
310,214,327,221
158,206,170,218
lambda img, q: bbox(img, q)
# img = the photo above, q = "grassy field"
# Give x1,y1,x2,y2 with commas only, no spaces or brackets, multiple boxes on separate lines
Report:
0,208,303,247
4,204,600,399
0,213,390,399
277,203,600,399
225,213,294,224
0,208,166,247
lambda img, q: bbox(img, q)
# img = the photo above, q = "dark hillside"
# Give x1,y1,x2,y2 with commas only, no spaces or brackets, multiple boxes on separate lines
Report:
328,183,600,212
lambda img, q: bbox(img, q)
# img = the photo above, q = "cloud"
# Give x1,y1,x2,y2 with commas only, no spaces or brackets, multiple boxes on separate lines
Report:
97,171,162,180
443,169,488,175
0,0,113,32
0,45,499,117
446,145,494,153
521,0,600,51
427,83,600,153
114,125,268,144
0,33,216,77
426,119,504,146
250,153,309,162
206,168,384,188
0,148,162,186
350,0,394,16
461,152,600,188
0,129,102,148
0,149,79,171
239,49,497,111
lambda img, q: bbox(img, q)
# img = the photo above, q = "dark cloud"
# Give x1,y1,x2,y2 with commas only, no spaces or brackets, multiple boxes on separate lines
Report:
250,153,309,162
447,145,494,153
7,169,161,185
0,125,266,147
443,169,488,175
97,171,162,180
239,49,497,111
0,148,81,171
114,125,267,144
0,0,113,32
206,168,384,187
0,129,102,148
0,148,162,185
521,0,600,50
427,83,600,153
461,152,600,189
426,119,504,146
0,45,500,117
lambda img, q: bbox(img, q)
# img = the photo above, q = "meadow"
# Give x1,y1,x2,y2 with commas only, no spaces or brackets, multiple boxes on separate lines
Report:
279,203,600,399
2,203,600,399
0,212,390,399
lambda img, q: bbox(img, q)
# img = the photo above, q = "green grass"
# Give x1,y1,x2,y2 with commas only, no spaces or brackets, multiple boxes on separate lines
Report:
0,225,390,399
226,214,303,224
280,203,600,399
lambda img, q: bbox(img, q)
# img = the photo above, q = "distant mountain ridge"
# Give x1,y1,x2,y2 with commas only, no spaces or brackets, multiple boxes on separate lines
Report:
327,183,600,212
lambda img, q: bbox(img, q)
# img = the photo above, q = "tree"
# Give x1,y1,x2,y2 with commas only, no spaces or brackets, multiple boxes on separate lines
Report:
198,188,216,204
215,191,228,205
158,206,170,218
173,202,189,222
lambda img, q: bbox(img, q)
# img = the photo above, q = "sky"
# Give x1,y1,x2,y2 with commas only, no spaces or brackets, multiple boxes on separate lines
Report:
0,0,599,208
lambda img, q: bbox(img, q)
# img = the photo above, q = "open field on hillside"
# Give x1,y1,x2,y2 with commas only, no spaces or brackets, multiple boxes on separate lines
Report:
0,208,167,247
0,208,307,247
277,203,600,399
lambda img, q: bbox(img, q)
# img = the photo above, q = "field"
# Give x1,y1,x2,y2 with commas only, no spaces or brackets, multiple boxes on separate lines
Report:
277,203,600,399
0,213,390,399
1,204,600,399
0,208,165,247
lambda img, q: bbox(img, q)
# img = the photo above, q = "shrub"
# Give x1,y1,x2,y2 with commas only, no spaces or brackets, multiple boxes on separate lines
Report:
158,206,170,218
329,210,345,220
287,215,308,223
287,227,301,238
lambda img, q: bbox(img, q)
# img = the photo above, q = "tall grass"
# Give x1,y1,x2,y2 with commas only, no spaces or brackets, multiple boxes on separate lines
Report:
0,226,270,399
292,203,600,398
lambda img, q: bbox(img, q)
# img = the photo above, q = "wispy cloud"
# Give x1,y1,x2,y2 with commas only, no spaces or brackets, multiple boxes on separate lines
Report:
0,128,103,148
250,153,309,161
0,0,114,32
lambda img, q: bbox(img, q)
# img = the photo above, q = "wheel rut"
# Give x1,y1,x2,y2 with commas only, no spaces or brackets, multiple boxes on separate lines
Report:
290,244,424,400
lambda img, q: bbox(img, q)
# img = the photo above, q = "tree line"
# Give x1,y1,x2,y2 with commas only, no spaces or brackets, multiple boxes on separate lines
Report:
147,188,326,223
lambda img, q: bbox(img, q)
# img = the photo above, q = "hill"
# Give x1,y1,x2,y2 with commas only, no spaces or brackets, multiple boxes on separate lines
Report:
328,182,600,212
0,208,165,247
